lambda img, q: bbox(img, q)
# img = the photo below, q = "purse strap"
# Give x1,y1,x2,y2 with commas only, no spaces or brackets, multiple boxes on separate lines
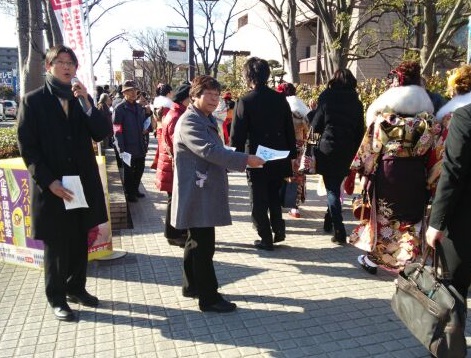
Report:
419,243,451,280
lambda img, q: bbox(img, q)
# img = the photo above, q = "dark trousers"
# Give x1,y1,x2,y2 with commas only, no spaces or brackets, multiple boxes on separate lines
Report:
43,211,88,307
441,237,471,300
123,156,145,196
247,170,285,244
183,227,219,306
323,174,346,235
165,193,186,239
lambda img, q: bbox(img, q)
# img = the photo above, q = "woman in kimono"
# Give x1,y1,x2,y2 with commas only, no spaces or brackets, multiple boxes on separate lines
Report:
276,82,310,218
349,61,438,273
427,64,471,195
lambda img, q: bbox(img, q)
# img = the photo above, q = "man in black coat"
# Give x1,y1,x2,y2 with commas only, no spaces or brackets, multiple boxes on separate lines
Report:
17,45,112,321
426,103,471,301
230,57,297,250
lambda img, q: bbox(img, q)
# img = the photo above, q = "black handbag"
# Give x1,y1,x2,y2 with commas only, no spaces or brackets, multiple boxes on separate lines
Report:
298,126,321,175
279,180,298,208
391,243,467,358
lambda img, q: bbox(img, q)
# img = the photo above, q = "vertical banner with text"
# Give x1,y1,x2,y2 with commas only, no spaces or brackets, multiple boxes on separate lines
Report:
50,0,94,95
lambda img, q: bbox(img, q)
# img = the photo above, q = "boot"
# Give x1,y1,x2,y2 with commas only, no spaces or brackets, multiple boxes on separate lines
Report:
323,212,333,232
331,229,346,245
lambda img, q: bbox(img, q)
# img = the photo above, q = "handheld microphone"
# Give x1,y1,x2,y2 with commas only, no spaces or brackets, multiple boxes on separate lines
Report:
71,77,88,111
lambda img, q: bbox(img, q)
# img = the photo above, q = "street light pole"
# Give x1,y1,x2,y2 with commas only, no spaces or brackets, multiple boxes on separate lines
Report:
189,0,195,81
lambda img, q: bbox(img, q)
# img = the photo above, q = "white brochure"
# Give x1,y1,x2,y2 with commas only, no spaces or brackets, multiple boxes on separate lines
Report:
62,176,89,210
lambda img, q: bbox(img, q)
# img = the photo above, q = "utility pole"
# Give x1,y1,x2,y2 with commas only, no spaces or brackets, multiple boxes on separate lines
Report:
108,47,113,87
189,0,195,80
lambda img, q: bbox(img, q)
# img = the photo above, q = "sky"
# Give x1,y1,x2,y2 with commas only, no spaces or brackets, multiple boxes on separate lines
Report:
0,0,181,85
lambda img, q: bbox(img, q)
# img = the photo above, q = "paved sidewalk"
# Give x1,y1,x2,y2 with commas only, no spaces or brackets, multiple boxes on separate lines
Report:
1,139,470,358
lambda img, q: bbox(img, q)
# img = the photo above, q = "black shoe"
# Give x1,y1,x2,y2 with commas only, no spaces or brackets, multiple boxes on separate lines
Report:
52,303,75,321
358,255,378,275
167,237,186,248
135,191,145,198
254,240,274,251
331,229,346,245
126,195,137,203
67,291,99,307
323,212,333,232
200,298,237,313
182,288,198,298
274,233,285,243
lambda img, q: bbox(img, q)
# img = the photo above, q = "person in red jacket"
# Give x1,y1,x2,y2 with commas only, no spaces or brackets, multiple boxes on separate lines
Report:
155,84,191,247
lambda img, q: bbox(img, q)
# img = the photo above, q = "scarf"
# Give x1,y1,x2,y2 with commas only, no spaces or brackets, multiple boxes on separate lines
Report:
45,72,74,100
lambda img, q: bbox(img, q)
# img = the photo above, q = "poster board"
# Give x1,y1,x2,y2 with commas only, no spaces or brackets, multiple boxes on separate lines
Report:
0,157,112,269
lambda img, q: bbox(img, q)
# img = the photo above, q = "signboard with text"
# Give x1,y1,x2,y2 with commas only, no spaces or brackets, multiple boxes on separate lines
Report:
0,157,112,269
166,31,189,65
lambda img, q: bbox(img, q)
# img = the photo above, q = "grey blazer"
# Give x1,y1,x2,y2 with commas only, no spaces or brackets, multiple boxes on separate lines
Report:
171,105,248,229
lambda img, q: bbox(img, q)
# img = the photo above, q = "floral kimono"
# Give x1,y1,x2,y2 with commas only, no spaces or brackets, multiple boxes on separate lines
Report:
349,111,438,271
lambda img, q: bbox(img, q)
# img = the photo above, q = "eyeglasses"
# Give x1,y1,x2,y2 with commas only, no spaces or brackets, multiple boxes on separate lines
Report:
53,60,76,68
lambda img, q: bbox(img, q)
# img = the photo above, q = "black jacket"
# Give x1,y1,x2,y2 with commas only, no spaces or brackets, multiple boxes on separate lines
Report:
429,103,471,247
113,100,147,158
309,87,364,177
230,85,297,178
17,85,112,241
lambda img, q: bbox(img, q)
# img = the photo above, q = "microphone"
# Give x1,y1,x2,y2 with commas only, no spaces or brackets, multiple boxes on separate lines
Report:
71,77,89,111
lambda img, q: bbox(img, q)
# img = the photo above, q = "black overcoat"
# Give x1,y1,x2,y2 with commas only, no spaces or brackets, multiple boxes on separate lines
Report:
429,103,471,264
230,85,297,178
309,87,365,177
17,85,113,241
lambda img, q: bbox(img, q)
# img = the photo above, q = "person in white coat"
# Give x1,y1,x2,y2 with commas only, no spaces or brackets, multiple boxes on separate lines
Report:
171,75,264,313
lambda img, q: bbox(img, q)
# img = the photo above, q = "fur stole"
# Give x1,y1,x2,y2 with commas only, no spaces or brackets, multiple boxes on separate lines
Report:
366,85,434,126
435,91,471,121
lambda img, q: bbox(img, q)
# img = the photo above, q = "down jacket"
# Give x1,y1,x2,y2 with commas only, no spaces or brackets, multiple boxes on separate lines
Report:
155,102,187,192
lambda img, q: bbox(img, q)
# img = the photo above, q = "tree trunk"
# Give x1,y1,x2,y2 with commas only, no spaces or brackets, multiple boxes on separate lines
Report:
420,1,437,76
287,0,299,83
44,0,63,47
24,0,45,94
17,0,29,97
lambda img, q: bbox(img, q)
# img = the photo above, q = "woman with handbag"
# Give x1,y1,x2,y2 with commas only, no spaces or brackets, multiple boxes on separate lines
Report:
350,61,439,274
276,82,310,218
308,69,365,244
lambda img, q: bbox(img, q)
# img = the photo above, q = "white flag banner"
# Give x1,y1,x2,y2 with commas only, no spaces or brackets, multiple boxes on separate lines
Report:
166,31,189,65
50,0,94,96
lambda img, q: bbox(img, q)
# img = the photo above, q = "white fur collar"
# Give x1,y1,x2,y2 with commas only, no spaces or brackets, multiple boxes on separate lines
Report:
153,95,173,109
435,91,471,121
366,85,434,126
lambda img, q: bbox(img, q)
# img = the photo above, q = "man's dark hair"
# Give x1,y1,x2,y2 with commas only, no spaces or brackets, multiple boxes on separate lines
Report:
242,57,270,88
327,69,357,90
45,45,79,67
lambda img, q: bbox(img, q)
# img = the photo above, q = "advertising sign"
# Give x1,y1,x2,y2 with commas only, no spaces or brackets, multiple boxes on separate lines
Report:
166,31,189,64
0,157,112,269
49,0,94,98
0,71,16,88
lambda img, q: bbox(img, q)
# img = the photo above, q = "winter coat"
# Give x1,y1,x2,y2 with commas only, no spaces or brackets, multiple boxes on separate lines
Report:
17,85,112,241
155,102,187,192
230,85,297,178
310,87,365,177
171,105,248,229
112,100,147,158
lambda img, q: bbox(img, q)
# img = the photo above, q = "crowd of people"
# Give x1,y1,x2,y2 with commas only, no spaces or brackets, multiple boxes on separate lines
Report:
15,45,471,353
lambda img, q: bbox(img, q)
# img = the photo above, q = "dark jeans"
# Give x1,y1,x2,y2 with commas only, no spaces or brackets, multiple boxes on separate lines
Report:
43,211,88,307
183,227,219,306
123,156,145,196
323,174,345,235
246,169,285,244
165,193,187,239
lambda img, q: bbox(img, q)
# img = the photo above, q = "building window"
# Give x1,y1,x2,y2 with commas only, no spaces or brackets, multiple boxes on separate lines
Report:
238,14,248,29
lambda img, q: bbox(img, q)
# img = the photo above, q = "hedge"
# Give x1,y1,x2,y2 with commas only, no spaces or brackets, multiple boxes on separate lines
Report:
0,126,19,159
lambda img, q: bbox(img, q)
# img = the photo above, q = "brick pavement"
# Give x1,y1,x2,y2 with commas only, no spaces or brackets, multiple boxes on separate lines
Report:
1,139,470,357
